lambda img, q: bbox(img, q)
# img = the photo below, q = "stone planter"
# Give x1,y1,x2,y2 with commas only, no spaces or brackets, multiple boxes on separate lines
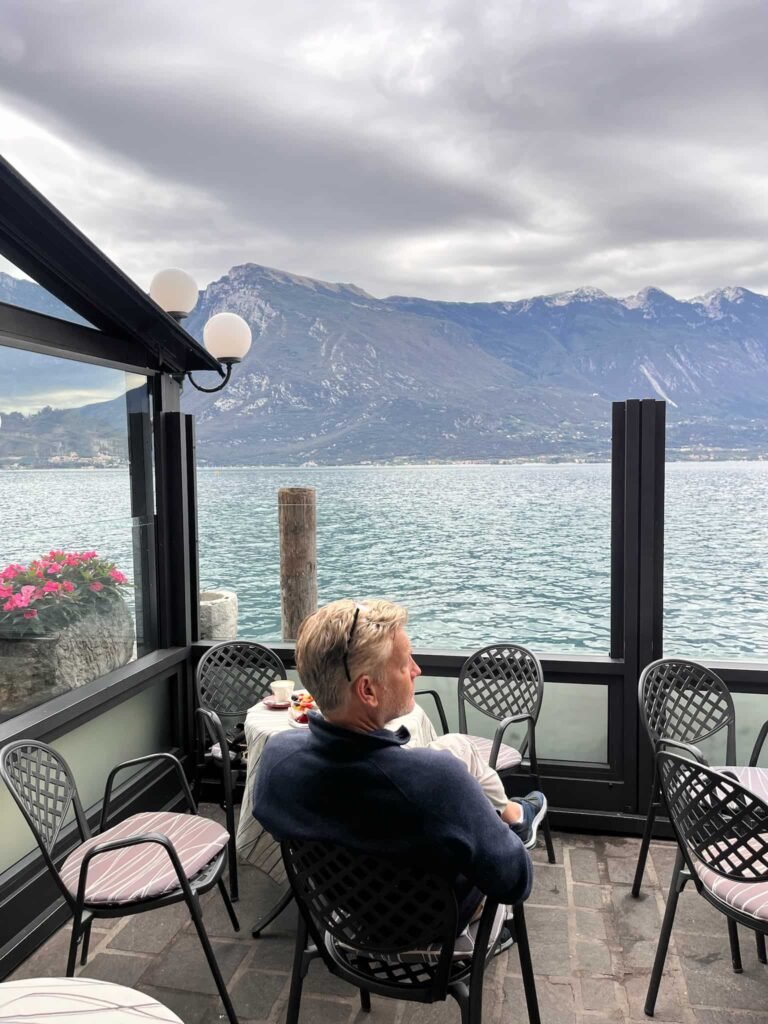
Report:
0,598,135,715
199,589,238,641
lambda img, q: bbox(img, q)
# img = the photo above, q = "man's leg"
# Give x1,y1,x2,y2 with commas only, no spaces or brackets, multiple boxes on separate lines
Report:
426,734,547,846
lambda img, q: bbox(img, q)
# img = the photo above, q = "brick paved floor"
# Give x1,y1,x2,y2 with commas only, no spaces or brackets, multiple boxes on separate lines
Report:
9,821,768,1024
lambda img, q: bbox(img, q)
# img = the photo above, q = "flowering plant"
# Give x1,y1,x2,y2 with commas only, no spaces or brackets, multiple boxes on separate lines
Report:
0,551,130,638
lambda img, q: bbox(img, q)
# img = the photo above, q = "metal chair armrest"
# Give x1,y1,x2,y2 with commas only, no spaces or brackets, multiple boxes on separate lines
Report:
656,739,706,764
101,752,197,831
415,689,449,735
76,831,193,908
489,713,535,770
749,719,768,767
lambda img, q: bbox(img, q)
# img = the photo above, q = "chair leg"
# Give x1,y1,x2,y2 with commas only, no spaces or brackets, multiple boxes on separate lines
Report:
755,931,766,965
186,892,240,1024
359,989,371,1012
727,917,742,974
252,889,293,937
218,877,241,932
645,852,684,1017
632,773,660,898
513,903,541,1024
79,919,93,966
224,783,239,903
541,816,556,864
286,914,309,1024
66,905,84,977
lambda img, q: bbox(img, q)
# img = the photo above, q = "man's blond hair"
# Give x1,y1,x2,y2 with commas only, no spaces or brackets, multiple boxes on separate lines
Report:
295,598,408,713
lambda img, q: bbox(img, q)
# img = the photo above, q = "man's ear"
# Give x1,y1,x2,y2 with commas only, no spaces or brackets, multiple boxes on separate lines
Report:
353,672,379,708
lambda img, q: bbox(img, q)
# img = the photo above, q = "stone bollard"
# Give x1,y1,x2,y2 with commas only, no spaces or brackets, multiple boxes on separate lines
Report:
199,589,238,641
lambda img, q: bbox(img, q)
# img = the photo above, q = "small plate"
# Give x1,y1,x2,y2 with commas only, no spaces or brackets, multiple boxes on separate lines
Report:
288,715,310,729
263,697,291,710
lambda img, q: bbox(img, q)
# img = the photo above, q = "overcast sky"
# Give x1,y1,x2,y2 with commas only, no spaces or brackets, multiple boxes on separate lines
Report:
1,0,767,303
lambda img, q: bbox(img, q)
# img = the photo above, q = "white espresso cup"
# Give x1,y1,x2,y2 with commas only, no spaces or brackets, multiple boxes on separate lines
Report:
270,679,294,703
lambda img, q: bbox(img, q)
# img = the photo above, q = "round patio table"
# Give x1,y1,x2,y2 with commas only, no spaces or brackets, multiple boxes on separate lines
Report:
0,978,182,1022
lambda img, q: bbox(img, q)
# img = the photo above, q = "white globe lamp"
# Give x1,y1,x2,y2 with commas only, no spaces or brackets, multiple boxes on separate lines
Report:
203,312,252,364
149,268,199,318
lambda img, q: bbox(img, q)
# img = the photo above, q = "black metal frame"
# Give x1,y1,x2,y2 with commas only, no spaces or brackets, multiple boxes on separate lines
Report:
645,753,768,1017
281,837,540,1024
0,741,240,1023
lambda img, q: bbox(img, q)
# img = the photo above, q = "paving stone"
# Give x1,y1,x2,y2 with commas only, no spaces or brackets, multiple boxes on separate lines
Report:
673,891,727,933
693,1010,768,1024
622,969,684,1022
141,933,249,994
7,925,73,980
531,835,565,864
621,938,662,971
575,909,608,942
504,975,577,1024
601,837,641,859
303,957,359,999
297,999,355,1024
680,960,768,1014
515,940,573,977
401,999,461,1024
605,857,638,885
575,939,614,975
108,903,191,954
529,864,568,906
580,975,619,1011
610,886,662,941
569,847,601,883
134,983,217,1024
573,883,608,909
521,905,568,944
79,951,152,986
228,966,290,1020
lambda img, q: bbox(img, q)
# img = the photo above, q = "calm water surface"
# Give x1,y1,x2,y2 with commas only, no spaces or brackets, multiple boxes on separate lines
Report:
3,462,766,659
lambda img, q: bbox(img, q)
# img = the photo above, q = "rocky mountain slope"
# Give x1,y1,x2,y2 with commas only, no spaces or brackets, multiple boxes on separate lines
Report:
1,267,767,464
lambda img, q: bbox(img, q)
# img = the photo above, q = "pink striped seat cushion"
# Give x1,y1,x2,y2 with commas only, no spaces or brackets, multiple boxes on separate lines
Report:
714,766,768,803
60,812,229,905
693,836,768,922
464,735,522,771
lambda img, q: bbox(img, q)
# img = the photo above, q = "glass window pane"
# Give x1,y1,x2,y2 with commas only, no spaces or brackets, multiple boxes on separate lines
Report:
197,465,611,654
0,346,157,721
0,258,93,327
665,463,768,660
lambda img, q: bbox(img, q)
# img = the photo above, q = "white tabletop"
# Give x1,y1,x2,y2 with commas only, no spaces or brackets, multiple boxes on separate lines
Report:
0,978,183,1023
235,701,438,876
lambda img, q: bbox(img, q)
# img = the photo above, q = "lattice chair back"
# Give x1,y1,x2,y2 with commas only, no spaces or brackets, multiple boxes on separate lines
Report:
196,640,287,718
457,643,544,734
282,838,460,997
0,740,90,900
658,752,768,891
639,659,736,761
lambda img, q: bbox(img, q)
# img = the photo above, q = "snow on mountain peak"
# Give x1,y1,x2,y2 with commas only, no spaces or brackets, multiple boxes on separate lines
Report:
544,286,610,307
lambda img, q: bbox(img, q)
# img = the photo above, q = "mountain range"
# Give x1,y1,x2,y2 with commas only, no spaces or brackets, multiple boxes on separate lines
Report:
1,266,767,464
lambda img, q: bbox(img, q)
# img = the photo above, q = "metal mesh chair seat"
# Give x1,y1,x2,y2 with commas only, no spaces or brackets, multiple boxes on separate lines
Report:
461,736,522,771
60,811,229,904
281,838,541,1024
195,640,287,901
456,643,555,863
645,754,768,1016
326,901,506,967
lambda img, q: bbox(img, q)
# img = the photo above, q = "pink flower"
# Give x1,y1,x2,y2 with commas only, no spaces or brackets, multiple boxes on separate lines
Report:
3,598,15,611
0,585,12,599
108,570,127,584
89,582,103,592
81,551,98,560
64,555,81,567
42,580,60,593
23,609,38,619
47,565,60,575
61,581,75,593
1,564,25,581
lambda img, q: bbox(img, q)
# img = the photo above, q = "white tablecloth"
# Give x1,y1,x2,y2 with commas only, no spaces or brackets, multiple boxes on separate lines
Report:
235,702,438,879
0,978,183,1023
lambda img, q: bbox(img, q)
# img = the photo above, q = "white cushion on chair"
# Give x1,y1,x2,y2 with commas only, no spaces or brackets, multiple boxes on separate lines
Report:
693,838,768,923
464,735,522,771
60,811,229,904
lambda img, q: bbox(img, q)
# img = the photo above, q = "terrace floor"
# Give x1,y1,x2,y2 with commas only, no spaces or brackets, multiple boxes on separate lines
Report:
9,814,768,1024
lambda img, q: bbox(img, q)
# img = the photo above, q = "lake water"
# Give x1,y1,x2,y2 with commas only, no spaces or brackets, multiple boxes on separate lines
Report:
2,461,766,660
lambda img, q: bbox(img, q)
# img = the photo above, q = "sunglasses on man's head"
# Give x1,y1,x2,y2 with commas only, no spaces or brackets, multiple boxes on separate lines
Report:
342,604,366,682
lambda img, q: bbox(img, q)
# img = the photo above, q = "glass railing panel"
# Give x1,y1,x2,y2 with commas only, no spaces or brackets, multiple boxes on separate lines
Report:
197,464,612,654
664,462,768,661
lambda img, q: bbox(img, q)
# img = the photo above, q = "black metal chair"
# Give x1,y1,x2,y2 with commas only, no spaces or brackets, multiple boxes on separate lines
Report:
633,658,768,899
427,643,555,863
0,740,240,1024
645,752,768,1017
281,837,541,1024
195,639,287,901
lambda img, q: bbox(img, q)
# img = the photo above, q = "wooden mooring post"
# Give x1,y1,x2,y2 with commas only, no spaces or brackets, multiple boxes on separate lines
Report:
278,487,318,640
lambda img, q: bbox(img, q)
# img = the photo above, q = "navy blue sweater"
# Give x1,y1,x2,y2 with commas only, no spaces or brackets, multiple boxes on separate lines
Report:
254,713,532,921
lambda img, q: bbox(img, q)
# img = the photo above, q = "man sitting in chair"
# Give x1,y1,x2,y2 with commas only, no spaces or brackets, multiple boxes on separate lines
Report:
254,598,543,930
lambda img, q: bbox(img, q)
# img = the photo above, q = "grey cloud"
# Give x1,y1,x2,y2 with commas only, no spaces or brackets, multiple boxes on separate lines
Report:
0,0,767,300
